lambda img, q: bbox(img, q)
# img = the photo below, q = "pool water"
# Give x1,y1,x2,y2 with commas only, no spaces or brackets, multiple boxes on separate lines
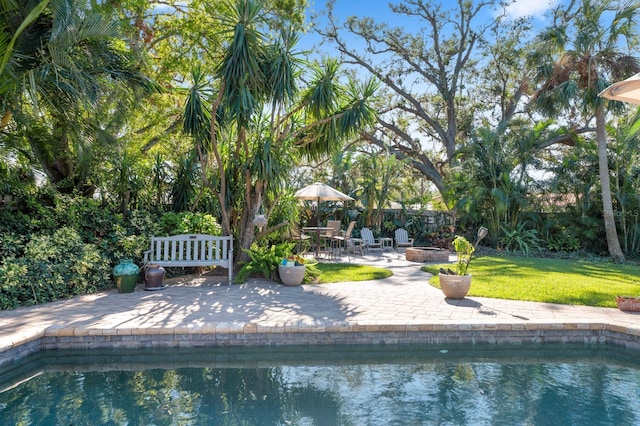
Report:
1,344,639,425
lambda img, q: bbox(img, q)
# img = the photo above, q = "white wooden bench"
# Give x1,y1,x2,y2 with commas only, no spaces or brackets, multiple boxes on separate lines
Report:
143,234,234,283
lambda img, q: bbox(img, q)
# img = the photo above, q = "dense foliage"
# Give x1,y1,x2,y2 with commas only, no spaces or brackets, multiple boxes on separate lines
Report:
0,188,221,310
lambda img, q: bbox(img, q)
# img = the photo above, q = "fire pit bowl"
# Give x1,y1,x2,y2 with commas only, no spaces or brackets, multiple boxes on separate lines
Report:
405,247,449,262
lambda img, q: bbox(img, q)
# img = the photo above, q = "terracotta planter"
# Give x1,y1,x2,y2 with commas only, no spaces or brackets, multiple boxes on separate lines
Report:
616,296,640,312
439,274,471,299
278,264,306,286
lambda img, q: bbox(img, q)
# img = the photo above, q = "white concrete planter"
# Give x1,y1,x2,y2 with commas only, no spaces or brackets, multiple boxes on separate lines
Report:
439,274,471,299
278,264,306,286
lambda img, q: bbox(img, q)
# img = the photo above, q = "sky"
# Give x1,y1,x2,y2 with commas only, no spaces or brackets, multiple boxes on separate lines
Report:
307,0,561,24
301,0,564,54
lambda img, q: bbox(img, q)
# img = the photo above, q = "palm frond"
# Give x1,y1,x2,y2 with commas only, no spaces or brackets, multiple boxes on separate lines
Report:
0,0,49,76
303,58,341,118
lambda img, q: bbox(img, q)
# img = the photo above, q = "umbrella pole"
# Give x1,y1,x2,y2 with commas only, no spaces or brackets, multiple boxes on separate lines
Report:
316,197,320,258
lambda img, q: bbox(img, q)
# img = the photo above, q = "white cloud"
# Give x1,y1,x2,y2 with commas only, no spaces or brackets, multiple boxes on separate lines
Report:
504,0,559,20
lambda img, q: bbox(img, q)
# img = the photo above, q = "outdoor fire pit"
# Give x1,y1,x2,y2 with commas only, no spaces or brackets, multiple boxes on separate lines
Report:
405,247,449,262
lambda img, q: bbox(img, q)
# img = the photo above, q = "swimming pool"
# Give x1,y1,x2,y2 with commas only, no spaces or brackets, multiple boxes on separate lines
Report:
1,343,639,425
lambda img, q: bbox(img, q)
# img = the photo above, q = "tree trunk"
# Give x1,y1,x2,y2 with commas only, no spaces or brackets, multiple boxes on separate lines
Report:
237,197,259,263
595,106,625,261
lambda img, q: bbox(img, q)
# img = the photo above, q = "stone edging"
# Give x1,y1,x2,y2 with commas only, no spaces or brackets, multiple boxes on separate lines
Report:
3,321,640,369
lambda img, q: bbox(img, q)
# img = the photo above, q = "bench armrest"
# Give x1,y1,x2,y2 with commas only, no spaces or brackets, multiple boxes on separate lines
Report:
143,249,152,264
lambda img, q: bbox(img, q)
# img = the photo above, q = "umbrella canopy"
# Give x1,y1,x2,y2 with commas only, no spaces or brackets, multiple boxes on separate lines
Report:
599,73,640,104
295,182,354,202
295,183,353,257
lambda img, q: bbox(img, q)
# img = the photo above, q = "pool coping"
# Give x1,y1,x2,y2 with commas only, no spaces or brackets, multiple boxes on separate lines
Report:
3,319,640,369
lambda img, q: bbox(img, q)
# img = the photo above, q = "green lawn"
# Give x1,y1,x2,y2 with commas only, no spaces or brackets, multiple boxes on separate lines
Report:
422,256,640,308
314,263,393,284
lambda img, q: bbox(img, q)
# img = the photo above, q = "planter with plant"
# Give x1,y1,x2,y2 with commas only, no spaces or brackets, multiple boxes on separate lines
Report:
438,227,487,299
278,255,306,286
235,242,320,284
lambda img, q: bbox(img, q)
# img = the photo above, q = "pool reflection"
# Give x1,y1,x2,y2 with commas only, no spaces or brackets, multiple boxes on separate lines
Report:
1,344,639,425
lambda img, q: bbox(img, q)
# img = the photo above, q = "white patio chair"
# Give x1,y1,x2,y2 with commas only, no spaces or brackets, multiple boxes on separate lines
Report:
361,227,382,253
394,228,414,251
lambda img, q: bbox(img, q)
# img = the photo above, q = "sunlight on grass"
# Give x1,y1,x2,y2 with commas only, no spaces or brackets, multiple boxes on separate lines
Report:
421,256,640,308
315,263,393,284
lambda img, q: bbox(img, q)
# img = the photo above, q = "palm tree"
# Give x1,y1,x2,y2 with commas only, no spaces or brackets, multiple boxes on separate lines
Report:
183,0,377,257
530,0,640,261
1,0,156,194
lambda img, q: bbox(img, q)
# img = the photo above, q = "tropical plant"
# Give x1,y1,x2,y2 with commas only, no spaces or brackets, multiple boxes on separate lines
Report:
182,0,377,261
353,149,404,230
608,112,640,256
234,242,295,283
529,0,640,261
1,0,157,194
449,125,540,242
547,231,581,252
499,223,543,255
451,235,475,276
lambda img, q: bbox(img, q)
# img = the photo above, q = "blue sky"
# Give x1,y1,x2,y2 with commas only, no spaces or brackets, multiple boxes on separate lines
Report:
301,0,564,52
308,0,561,22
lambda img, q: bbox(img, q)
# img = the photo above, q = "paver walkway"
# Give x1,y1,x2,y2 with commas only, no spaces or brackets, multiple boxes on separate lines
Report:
1,252,639,367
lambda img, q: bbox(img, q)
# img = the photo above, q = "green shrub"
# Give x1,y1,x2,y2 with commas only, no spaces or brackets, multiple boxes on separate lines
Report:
0,227,112,310
125,209,163,236
159,211,222,236
499,223,542,255
55,196,124,242
0,232,26,262
548,231,581,252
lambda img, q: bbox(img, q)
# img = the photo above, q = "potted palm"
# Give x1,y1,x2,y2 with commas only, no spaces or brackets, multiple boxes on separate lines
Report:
438,227,488,299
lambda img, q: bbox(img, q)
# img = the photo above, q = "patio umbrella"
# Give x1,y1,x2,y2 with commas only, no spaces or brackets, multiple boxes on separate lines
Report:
295,182,354,257
599,73,640,104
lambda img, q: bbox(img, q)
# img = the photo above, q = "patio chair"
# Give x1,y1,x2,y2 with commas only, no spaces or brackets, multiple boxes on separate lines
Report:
326,220,342,238
322,220,341,255
290,225,311,252
332,220,356,253
344,236,365,256
394,228,414,251
361,227,382,253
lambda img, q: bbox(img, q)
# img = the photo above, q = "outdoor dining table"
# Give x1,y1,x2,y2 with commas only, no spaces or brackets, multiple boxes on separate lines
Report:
302,227,333,257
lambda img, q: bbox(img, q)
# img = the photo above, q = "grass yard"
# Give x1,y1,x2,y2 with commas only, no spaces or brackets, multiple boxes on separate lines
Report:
314,263,393,284
421,255,640,308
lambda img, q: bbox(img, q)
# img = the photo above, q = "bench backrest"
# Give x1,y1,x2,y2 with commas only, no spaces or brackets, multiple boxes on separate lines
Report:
143,234,234,283
148,234,232,263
